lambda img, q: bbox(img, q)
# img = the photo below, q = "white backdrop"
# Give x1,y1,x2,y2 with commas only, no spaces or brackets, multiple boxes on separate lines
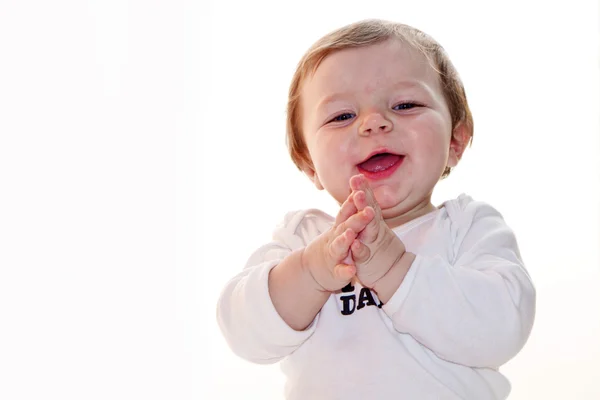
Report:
0,1,599,399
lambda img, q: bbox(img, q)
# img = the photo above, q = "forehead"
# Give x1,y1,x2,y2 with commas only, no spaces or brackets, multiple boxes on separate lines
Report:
302,39,440,100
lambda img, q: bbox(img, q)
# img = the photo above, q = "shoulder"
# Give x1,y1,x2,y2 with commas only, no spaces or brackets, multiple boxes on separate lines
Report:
243,209,334,268
272,209,334,250
441,193,506,229
438,194,518,256
439,194,513,247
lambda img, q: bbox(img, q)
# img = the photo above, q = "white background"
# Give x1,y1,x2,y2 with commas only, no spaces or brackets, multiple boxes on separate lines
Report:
0,1,598,399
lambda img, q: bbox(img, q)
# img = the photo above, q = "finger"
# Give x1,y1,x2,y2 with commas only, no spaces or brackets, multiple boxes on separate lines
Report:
334,192,358,227
351,239,371,264
353,190,368,211
351,175,383,219
329,228,356,260
358,228,379,244
360,180,380,212
349,174,364,192
357,207,380,243
334,206,375,236
333,263,356,281
350,175,376,204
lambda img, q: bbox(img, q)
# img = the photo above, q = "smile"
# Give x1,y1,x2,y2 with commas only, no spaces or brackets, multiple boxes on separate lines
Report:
357,152,404,180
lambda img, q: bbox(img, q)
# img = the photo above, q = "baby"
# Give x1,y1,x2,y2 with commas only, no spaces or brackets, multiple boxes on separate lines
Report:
217,19,536,400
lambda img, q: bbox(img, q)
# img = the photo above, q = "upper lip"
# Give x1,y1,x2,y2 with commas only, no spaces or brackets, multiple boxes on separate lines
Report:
358,148,403,165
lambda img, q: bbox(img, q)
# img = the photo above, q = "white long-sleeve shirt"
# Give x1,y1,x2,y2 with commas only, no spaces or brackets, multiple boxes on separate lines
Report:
217,195,536,400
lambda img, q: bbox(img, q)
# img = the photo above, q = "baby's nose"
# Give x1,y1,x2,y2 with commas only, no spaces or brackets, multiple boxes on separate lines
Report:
358,113,393,136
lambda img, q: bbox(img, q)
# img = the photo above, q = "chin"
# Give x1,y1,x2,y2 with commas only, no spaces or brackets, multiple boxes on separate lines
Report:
372,186,403,208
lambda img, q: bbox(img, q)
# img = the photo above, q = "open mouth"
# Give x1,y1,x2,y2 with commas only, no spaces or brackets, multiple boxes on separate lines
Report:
357,152,404,179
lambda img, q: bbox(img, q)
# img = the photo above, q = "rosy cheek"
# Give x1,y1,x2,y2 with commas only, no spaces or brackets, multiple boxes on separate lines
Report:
337,138,351,157
319,133,349,158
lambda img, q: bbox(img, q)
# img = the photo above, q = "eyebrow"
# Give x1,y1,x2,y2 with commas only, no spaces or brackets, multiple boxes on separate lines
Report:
316,80,427,111
315,91,353,111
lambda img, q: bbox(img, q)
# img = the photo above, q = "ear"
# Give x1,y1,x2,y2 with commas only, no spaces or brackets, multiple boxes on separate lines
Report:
447,121,470,168
302,163,324,190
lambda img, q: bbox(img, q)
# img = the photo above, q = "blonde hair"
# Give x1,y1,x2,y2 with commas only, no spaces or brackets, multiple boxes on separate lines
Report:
286,19,474,179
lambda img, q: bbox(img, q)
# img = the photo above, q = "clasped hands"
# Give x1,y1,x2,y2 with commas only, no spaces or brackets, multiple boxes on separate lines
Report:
302,174,407,293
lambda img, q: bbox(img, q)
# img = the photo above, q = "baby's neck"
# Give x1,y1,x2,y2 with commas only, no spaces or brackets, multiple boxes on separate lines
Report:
383,201,437,230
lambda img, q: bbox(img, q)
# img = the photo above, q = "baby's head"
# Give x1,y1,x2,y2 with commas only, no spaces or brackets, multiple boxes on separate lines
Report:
286,19,474,221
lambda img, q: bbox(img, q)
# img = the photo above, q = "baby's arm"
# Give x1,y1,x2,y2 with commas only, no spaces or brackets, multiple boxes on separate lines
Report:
383,198,536,368
217,240,308,364
217,199,373,364
270,195,373,330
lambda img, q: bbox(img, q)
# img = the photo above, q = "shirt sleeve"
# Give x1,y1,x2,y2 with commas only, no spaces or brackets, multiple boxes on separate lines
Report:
382,198,536,368
216,209,333,364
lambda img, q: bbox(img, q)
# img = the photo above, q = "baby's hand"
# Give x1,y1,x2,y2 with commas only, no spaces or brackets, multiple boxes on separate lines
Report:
349,175,406,288
302,191,375,292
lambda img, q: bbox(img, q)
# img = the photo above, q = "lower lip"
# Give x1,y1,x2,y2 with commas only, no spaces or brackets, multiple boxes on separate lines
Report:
357,156,404,181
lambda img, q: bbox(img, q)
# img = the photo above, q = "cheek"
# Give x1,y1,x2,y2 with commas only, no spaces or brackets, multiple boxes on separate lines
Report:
336,136,352,155
311,133,352,170
309,134,354,201
408,115,451,155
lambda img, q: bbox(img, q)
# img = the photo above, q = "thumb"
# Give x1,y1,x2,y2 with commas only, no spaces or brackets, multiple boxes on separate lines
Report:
334,263,356,281
351,239,371,264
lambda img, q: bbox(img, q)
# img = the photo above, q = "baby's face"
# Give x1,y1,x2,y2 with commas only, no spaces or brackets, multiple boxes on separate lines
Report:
300,39,463,222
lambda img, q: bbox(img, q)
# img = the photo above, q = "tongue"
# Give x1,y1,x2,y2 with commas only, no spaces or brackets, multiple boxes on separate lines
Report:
359,153,402,173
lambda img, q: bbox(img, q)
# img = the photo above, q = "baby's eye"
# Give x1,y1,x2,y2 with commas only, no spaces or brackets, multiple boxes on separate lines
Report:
330,113,355,122
393,102,419,111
